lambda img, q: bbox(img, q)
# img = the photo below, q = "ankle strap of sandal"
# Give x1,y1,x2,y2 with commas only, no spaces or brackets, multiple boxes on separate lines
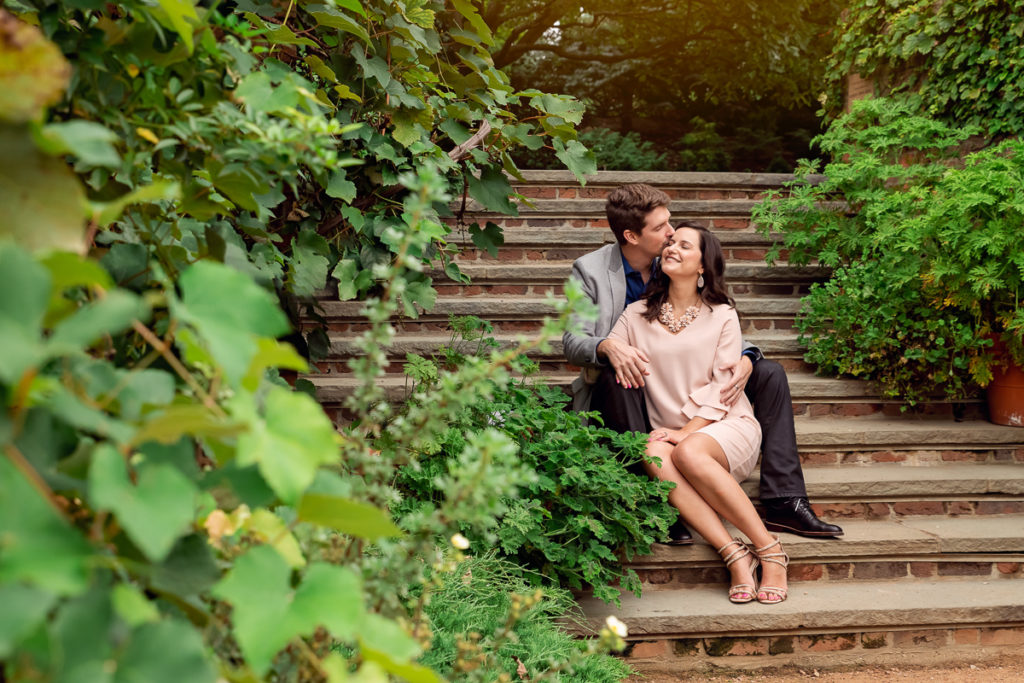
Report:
754,537,789,567
715,538,750,567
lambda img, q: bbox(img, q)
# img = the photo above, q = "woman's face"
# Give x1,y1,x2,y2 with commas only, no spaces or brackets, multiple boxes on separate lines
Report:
660,227,704,281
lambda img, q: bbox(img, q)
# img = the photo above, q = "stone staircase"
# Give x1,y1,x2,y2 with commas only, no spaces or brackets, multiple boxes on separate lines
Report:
308,170,1024,672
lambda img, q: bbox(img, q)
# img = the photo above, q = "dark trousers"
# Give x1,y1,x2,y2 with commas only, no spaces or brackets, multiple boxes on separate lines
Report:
589,360,808,501
744,360,807,500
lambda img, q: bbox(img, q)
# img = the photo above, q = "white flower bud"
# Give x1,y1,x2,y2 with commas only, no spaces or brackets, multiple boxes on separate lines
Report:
450,533,470,550
605,615,628,638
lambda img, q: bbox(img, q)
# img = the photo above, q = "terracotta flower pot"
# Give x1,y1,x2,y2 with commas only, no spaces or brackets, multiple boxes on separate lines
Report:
987,361,1024,427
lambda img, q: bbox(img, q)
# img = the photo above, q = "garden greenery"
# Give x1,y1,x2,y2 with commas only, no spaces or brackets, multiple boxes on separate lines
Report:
754,97,1024,405
0,1,637,681
398,319,675,604
825,0,1024,138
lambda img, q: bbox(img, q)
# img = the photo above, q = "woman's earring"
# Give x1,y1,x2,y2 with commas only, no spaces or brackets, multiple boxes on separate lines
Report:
697,273,705,289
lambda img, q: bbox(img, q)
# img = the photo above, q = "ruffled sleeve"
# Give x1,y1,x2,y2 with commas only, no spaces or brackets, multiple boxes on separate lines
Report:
680,307,742,421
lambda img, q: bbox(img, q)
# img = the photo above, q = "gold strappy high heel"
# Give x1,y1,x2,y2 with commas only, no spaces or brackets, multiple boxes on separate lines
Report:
716,538,759,604
753,536,789,605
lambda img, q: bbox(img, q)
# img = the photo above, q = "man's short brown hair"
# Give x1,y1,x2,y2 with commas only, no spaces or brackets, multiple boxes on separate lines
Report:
605,184,671,244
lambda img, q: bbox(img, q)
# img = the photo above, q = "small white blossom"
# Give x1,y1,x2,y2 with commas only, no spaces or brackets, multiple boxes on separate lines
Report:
450,533,470,550
605,615,628,638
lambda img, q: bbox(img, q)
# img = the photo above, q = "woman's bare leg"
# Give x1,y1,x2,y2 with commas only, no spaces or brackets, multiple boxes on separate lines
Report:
645,440,757,595
668,434,788,599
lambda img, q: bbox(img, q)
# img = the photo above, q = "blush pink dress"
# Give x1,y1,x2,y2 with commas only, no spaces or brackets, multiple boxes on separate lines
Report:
608,300,762,482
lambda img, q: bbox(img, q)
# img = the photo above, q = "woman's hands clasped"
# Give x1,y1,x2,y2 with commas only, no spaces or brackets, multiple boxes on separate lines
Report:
647,428,688,445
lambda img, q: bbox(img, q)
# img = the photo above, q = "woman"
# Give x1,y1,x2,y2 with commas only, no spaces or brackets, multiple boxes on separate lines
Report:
607,223,789,604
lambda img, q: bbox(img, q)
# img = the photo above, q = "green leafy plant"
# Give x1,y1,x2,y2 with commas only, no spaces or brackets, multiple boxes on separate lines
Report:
398,317,675,605
576,128,669,171
0,3,620,681
824,0,1024,138
420,554,633,682
753,97,1024,405
675,117,732,171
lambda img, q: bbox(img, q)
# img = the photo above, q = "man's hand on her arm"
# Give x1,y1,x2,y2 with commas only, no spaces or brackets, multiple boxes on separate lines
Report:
597,338,650,389
719,355,753,406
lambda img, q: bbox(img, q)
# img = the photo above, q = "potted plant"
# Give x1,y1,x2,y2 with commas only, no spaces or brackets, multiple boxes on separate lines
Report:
918,139,1024,425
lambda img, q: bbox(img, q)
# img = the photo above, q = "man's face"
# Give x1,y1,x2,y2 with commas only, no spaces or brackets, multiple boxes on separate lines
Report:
625,206,673,262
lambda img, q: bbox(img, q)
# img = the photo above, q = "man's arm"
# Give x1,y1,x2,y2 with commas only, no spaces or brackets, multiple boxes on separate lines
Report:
562,258,652,387
562,260,605,367
720,341,763,405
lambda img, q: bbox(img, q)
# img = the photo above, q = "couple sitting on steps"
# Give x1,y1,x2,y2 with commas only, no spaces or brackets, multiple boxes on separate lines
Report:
563,184,842,605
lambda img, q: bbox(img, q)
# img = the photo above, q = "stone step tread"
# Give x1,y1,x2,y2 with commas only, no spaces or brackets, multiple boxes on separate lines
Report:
311,369,874,399
633,515,1024,565
574,577,1024,637
327,330,802,354
792,416,1024,449
468,198,764,216
434,261,829,281
762,462,1024,498
316,296,802,319
447,227,776,246
515,170,812,187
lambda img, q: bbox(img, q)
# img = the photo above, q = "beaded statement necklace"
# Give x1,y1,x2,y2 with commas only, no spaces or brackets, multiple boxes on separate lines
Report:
658,302,700,333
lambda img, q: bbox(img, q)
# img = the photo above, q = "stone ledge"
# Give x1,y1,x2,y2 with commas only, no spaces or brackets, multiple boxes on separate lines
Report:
515,169,820,187
573,578,1024,637
631,516,1024,566
427,261,830,282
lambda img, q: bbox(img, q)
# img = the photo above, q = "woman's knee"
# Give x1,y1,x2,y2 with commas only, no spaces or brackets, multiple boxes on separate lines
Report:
670,440,707,473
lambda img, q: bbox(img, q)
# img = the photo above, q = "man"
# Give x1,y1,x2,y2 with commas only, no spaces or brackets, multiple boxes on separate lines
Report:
563,183,842,543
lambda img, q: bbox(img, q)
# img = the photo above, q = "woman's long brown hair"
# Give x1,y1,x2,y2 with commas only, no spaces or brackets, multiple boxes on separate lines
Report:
641,222,735,323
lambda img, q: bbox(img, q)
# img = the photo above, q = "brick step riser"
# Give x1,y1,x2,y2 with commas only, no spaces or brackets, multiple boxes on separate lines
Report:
448,216,760,231
621,625,1024,673
321,317,798,334
452,246,778,263
311,373,977,417
808,498,1024,521
514,187,776,201
634,557,1024,590
431,282,813,298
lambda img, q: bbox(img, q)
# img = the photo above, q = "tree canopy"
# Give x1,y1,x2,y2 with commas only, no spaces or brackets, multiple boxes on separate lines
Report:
481,0,842,126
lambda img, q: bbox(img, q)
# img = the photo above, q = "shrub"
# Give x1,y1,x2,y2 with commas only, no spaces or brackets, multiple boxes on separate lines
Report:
675,117,732,171
753,97,1024,405
577,128,670,171
397,317,676,604
824,0,1024,138
420,554,634,682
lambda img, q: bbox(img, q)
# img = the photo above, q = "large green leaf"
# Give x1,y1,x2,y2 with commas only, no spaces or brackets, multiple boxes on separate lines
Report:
554,138,597,185
0,243,50,383
89,179,180,227
0,124,86,253
175,260,290,386
34,119,121,168
213,546,365,675
306,5,372,45
359,614,438,683
0,584,56,658
88,445,198,562
152,0,201,53
114,619,217,683
233,387,339,504
48,289,149,352
297,493,402,540
133,404,245,446
0,456,92,595
0,14,70,123
242,338,309,392
288,231,331,298
468,166,518,215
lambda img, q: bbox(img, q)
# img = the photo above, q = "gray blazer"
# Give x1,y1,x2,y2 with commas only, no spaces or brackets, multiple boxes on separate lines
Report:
562,243,760,412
